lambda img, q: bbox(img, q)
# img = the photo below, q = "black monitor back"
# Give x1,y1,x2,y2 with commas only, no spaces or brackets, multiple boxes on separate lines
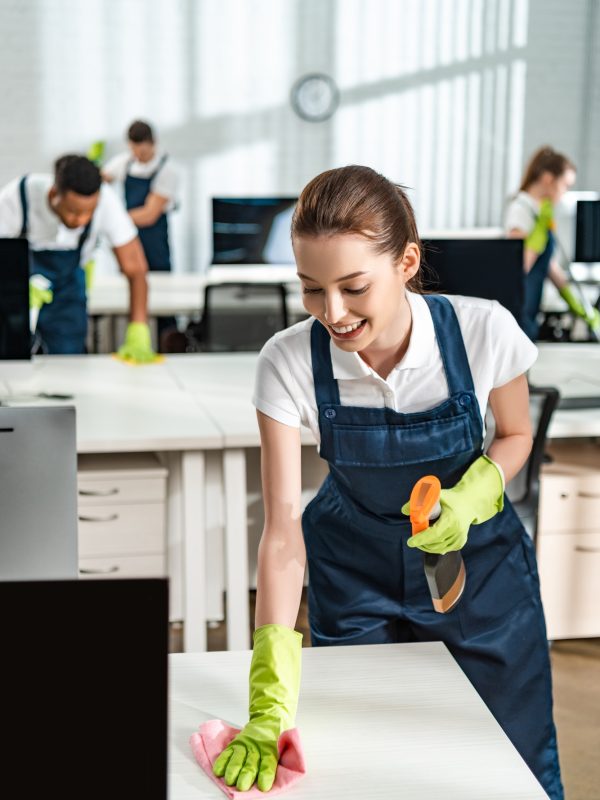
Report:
0,238,30,359
422,238,524,325
1,578,169,799
575,200,600,262
212,197,296,264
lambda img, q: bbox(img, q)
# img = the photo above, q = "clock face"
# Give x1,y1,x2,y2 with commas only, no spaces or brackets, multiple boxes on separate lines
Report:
291,73,339,122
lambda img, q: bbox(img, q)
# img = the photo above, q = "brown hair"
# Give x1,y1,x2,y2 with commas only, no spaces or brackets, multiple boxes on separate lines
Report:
291,165,424,292
519,146,575,192
127,120,154,143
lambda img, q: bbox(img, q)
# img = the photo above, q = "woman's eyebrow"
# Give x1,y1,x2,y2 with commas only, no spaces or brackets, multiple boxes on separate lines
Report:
297,270,369,283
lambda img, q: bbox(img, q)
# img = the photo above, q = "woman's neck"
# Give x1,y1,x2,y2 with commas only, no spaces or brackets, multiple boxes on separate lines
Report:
359,294,413,380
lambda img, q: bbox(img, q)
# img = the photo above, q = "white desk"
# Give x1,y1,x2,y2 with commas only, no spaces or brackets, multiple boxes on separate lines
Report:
2,355,223,653
167,353,319,651
169,642,546,799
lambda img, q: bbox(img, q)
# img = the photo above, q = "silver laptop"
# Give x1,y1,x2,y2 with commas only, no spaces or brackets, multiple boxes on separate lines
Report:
0,405,78,579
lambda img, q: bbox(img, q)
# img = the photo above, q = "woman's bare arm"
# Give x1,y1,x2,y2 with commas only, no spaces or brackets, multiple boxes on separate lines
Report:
487,374,533,483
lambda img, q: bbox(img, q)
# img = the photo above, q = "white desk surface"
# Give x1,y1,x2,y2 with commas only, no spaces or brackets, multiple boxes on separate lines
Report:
169,642,546,799
167,353,316,448
1,355,223,452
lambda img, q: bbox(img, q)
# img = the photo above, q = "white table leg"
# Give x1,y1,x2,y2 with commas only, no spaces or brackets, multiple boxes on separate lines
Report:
182,450,206,652
164,452,183,622
224,449,250,650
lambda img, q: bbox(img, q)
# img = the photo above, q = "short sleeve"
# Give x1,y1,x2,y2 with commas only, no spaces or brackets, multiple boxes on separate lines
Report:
102,154,128,183
0,177,25,237
97,184,138,248
152,162,180,204
490,301,538,388
252,343,302,428
504,197,535,234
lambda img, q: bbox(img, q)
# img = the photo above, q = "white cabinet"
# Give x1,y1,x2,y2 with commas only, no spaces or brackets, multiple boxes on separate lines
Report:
537,440,600,639
77,453,168,580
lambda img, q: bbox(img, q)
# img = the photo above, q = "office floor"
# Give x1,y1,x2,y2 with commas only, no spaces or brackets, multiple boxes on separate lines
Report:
169,591,600,800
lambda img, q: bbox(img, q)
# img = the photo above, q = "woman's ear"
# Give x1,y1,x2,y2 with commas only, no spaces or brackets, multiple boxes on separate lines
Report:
398,242,420,282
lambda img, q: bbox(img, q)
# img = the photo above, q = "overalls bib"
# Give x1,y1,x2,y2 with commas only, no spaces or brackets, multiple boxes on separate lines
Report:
302,295,563,799
124,155,171,271
19,176,90,354
523,229,554,340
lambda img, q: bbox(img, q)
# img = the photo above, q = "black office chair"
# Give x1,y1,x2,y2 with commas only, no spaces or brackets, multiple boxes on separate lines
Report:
184,282,289,352
505,385,560,548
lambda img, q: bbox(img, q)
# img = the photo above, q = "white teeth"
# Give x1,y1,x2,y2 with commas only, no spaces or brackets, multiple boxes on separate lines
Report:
331,320,364,334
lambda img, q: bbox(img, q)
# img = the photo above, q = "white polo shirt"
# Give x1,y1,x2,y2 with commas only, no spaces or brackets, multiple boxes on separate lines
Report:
253,291,537,446
504,191,539,235
0,174,137,264
102,152,180,212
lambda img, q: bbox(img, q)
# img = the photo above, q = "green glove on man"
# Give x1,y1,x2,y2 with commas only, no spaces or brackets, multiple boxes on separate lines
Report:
402,455,504,554
213,624,302,793
116,321,157,364
559,285,600,334
525,198,554,255
29,275,53,310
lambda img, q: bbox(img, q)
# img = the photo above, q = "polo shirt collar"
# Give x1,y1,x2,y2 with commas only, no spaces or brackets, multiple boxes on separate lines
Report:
330,290,436,380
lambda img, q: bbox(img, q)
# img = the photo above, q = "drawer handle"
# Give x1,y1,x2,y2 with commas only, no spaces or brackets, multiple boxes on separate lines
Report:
79,488,119,497
575,546,600,554
79,566,120,575
577,492,600,499
78,514,119,523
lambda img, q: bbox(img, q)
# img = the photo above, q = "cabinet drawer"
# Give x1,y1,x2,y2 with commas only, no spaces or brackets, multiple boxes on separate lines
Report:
78,504,165,557
79,554,166,579
538,474,600,533
537,530,600,639
78,477,166,505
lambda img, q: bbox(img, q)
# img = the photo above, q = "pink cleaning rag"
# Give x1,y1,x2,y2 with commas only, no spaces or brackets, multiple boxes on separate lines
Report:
190,719,306,798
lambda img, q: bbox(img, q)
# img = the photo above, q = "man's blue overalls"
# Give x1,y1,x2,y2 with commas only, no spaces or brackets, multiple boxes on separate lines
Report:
124,156,175,340
20,176,90,354
302,295,563,799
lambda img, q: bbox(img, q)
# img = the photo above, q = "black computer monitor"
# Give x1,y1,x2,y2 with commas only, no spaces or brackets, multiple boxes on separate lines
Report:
212,197,297,264
574,200,600,262
0,238,30,359
1,579,169,799
421,238,525,326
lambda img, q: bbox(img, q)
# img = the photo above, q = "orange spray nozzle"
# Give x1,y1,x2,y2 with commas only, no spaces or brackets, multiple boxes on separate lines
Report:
409,475,442,535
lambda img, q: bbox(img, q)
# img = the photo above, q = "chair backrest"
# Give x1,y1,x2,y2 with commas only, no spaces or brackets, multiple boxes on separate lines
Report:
199,282,289,352
505,384,560,545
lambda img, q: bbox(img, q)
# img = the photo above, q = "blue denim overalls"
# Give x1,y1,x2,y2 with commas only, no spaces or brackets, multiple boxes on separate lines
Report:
124,155,171,270
523,229,554,340
19,176,91,354
302,295,563,798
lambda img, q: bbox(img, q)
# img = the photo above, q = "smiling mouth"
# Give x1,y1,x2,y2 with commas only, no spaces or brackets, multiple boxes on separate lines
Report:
328,319,367,339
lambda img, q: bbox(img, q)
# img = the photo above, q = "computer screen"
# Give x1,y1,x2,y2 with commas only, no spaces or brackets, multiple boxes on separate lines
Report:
0,406,78,580
1,578,169,800
421,238,525,326
575,200,600,262
0,238,30,359
212,197,297,264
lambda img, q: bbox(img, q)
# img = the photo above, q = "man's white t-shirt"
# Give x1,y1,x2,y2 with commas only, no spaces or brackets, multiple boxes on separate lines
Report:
0,174,137,264
253,291,537,447
102,152,180,212
504,191,539,235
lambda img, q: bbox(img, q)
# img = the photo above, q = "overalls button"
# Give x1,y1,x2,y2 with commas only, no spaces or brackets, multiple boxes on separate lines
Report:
324,408,336,419
459,395,471,406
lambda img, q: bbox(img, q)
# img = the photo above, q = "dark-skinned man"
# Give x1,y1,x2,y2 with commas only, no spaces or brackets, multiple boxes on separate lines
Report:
0,154,155,361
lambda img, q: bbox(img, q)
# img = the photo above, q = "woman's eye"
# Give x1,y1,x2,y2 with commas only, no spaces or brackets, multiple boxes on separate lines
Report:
302,287,322,295
344,286,369,295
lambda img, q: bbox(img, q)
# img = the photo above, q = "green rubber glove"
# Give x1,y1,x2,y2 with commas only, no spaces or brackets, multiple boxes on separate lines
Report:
29,275,53,310
402,456,504,554
213,624,302,793
87,140,105,167
116,322,157,364
559,285,600,333
83,260,95,292
525,198,554,254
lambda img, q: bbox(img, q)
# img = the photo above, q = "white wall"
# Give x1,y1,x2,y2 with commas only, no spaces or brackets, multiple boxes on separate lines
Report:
0,0,597,272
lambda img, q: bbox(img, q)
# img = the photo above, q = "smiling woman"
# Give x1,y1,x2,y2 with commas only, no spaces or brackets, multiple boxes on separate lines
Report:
214,165,563,800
